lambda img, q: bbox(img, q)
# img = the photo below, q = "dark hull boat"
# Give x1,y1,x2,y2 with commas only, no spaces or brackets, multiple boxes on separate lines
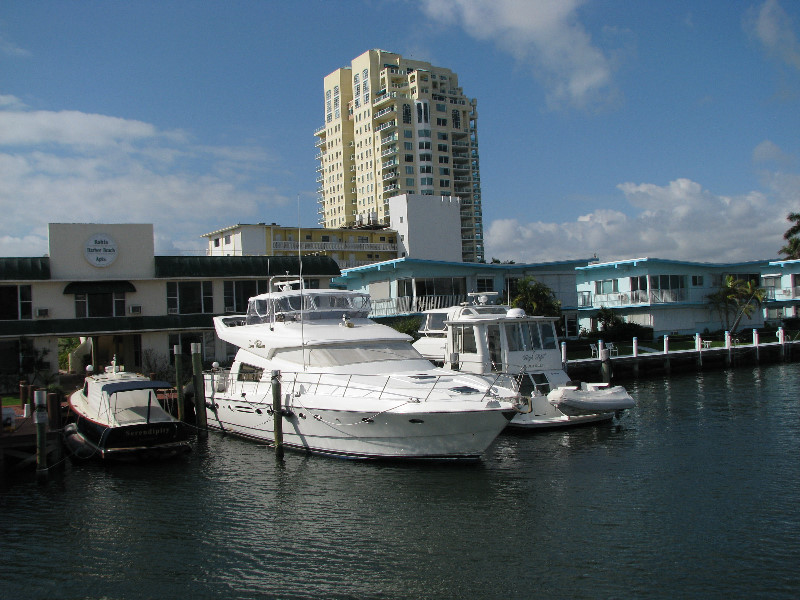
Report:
66,362,190,462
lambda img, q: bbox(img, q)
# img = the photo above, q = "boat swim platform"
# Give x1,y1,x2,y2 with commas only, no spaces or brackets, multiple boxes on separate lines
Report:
565,340,800,382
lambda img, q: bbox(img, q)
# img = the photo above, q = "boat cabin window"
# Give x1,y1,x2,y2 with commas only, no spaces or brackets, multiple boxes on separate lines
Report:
503,321,559,351
452,324,477,354
237,363,264,382
424,312,448,332
273,342,426,367
540,322,557,349
487,325,502,371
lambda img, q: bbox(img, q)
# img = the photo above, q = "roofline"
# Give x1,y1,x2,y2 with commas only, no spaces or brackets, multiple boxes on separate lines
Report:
576,257,773,271
339,256,595,275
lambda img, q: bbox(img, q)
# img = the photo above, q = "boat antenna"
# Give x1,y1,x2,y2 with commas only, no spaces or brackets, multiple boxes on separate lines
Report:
298,193,307,370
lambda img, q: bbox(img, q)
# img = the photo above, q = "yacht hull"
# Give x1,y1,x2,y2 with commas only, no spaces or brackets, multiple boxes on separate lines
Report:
205,397,512,460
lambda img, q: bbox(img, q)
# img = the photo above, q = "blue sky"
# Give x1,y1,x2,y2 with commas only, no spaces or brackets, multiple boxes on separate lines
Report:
2,0,799,263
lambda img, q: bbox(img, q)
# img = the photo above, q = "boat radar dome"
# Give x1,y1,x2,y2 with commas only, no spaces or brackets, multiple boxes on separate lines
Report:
507,308,526,318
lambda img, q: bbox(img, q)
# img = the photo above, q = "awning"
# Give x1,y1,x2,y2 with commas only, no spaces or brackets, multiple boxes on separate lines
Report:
63,281,137,294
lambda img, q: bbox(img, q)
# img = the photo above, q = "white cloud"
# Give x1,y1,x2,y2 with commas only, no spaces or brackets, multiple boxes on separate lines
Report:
753,139,796,166
0,34,31,58
418,0,619,110
745,0,800,70
484,177,795,264
0,105,286,256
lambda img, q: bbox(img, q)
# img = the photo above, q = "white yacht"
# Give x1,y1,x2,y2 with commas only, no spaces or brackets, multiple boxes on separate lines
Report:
203,283,519,460
412,294,635,429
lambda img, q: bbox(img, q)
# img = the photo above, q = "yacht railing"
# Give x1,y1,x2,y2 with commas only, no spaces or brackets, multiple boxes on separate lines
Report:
204,369,513,405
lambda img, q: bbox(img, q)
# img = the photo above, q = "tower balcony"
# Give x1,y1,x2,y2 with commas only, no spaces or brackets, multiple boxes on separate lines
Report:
374,105,396,121
375,119,397,133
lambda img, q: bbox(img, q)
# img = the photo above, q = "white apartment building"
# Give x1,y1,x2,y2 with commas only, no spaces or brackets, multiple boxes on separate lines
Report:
315,49,484,263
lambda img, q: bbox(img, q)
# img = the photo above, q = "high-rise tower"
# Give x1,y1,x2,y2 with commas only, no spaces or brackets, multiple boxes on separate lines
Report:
315,49,484,263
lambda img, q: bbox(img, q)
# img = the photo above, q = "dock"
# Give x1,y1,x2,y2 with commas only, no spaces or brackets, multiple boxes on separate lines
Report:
566,338,800,382
1,392,65,478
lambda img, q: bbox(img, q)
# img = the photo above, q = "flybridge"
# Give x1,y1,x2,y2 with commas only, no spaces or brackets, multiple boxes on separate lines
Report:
245,289,371,324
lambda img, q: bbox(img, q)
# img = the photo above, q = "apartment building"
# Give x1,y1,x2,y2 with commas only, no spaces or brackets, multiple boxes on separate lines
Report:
203,223,398,268
575,258,769,337
0,223,339,385
315,49,484,263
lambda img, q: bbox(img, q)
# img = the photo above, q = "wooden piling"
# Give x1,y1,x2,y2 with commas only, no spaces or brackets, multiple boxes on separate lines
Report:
663,335,671,375
271,370,284,458
173,345,185,422
191,343,208,438
47,392,62,464
34,390,48,482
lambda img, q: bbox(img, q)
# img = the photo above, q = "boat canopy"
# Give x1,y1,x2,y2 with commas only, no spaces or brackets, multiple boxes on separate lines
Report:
246,291,371,324
100,380,173,394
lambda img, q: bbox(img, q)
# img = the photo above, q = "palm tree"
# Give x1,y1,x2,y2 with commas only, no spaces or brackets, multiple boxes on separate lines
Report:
707,276,766,335
779,212,800,259
510,277,561,317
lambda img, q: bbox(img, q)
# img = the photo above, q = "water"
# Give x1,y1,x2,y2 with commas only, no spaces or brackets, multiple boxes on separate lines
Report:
2,363,800,599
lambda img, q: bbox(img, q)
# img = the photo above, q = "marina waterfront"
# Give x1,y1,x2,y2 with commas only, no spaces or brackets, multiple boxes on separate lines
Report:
2,363,800,599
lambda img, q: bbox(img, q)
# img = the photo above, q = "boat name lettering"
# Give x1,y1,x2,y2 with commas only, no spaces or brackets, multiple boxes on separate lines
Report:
522,353,547,366
125,427,172,437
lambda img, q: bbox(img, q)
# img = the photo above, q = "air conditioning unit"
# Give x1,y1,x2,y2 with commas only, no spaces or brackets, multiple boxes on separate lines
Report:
129,305,142,315
35,308,49,318
168,307,178,315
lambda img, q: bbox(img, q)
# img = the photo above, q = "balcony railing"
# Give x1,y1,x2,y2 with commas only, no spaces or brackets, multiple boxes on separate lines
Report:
272,241,397,252
376,119,397,132
369,294,467,318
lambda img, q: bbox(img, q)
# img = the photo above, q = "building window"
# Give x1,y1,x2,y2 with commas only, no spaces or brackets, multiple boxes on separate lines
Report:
436,103,446,112
405,166,414,174
224,235,231,244
436,118,447,126
74,291,126,318
437,132,448,140
404,129,413,138
402,105,412,124
439,167,450,175
420,153,432,162
404,154,414,162
419,141,431,150
420,165,432,173
213,238,220,247
167,281,213,314
691,275,704,286
452,110,461,129
421,177,433,185
418,129,431,138
406,178,415,186
223,280,269,313
594,279,619,295
476,278,493,293
438,143,448,152
0,285,32,320
438,156,449,164
440,179,450,187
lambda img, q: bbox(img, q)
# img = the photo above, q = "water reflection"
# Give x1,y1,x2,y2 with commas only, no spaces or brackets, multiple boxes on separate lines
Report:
3,364,800,598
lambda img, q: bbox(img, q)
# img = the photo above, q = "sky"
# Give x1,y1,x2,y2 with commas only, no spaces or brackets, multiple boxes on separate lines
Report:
2,0,800,264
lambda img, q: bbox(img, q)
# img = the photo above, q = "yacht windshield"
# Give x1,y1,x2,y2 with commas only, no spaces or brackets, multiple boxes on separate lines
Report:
274,341,426,367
